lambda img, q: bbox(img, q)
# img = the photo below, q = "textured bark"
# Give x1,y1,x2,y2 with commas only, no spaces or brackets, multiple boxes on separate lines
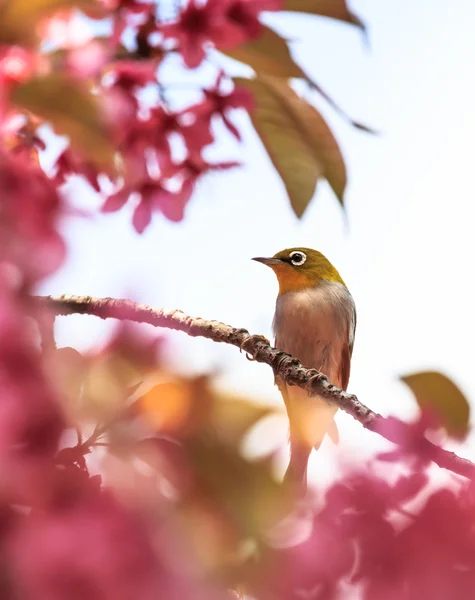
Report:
35,294,475,480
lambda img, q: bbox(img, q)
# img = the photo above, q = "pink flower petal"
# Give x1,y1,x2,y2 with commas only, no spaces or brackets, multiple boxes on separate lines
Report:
222,113,241,140
101,188,130,213
132,197,152,233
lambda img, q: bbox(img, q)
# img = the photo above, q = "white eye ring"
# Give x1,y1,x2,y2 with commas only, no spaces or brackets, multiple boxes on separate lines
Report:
289,251,307,266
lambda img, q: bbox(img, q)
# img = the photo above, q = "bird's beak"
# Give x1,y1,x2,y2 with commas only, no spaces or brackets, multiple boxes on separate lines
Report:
252,257,282,266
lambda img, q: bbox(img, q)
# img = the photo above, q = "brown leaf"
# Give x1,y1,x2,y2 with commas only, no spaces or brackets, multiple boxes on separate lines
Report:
134,376,213,437
401,371,470,440
236,75,346,216
226,26,375,133
224,26,303,79
12,74,114,167
0,0,95,45
283,0,365,30
135,380,275,445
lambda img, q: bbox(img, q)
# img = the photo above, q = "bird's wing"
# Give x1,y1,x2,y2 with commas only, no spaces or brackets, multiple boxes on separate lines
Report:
339,340,352,392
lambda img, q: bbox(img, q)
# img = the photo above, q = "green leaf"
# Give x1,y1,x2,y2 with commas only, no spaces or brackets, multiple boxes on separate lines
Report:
184,436,291,537
236,75,346,216
12,74,114,167
209,393,278,447
283,0,365,30
48,347,88,405
401,371,470,440
224,26,304,79
0,0,96,45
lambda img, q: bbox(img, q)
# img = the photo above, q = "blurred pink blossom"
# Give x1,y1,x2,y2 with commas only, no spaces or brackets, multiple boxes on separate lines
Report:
39,11,93,49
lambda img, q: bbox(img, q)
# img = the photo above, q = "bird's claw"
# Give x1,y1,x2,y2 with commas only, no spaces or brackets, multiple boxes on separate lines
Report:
240,334,271,361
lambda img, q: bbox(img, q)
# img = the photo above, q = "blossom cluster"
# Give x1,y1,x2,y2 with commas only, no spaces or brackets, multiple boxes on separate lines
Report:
1,0,278,233
0,1,268,596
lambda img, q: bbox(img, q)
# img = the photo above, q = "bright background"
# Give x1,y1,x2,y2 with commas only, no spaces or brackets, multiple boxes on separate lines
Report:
40,0,475,485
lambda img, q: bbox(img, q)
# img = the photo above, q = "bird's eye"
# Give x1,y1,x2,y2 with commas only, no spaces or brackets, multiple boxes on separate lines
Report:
289,251,307,266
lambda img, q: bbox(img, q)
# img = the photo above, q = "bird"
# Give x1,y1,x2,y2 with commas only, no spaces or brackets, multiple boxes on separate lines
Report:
253,247,356,495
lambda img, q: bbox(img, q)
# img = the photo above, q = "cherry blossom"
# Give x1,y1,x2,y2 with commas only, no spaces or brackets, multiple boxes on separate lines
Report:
160,0,279,68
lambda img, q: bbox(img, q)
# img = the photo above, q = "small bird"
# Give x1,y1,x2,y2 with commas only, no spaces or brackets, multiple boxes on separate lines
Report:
253,248,356,494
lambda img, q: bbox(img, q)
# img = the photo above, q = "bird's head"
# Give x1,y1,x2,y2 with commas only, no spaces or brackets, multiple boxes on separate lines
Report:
252,247,345,295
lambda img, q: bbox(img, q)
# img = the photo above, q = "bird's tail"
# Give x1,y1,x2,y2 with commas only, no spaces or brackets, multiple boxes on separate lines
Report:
283,441,310,496
283,387,339,496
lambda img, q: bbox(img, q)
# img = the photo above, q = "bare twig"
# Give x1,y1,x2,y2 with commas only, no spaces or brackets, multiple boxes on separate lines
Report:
35,294,475,480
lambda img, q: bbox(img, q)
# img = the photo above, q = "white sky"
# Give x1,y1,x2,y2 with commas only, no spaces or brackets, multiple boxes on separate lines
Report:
39,0,475,485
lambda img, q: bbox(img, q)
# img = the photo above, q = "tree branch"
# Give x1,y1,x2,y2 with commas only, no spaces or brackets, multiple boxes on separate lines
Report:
35,294,475,480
